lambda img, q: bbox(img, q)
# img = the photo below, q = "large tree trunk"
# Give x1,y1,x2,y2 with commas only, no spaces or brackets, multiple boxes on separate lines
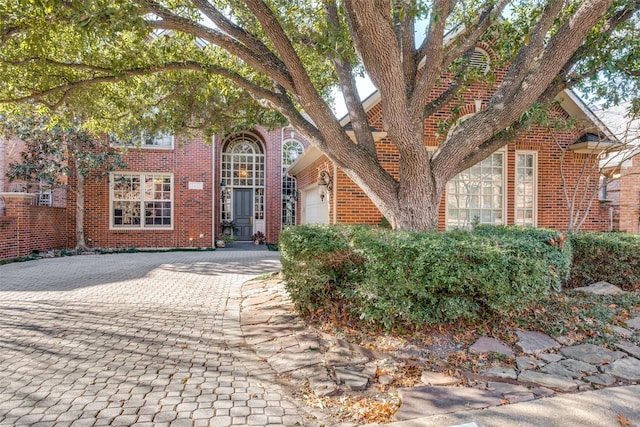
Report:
75,172,89,251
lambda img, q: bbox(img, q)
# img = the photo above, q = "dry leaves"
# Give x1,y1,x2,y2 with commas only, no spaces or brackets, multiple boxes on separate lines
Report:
616,414,632,426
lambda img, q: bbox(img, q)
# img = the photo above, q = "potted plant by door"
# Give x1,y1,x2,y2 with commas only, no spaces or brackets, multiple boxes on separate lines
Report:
221,220,237,236
252,231,265,245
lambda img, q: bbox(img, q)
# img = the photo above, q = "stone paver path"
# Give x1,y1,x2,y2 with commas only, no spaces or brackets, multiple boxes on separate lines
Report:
0,250,314,427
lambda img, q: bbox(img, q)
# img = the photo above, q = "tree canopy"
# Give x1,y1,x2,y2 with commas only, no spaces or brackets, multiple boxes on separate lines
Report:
1,0,640,230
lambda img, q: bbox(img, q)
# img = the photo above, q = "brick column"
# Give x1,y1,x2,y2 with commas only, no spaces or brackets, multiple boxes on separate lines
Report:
1,193,36,257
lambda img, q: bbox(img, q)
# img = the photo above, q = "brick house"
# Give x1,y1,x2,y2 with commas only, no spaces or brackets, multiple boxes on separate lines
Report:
597,103,640,233
288,46,617,232
0,45,622,255
1,137,68,258
0,136,67,210
65,127,309,249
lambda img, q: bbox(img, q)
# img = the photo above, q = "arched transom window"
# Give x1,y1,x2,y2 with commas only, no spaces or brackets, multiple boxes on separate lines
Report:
222,134,265,188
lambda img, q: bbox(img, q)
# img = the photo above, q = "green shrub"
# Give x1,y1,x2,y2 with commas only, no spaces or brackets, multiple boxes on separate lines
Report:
353,227,568,329
279,225,366,317
473,225,572,292
568,232,640,291
280,225,571,330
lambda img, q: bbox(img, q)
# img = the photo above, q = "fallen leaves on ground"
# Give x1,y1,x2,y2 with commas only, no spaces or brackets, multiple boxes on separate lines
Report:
616,414,632,426
339,394,401,424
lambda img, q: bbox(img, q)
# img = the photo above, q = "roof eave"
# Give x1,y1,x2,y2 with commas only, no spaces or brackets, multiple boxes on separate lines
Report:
287,145,324,176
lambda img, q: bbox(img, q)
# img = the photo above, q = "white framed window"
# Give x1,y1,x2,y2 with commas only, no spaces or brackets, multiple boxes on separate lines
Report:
446,151,506,229
282,139,304,226
515,151,538,227
110,131,174,149
110,172,173,229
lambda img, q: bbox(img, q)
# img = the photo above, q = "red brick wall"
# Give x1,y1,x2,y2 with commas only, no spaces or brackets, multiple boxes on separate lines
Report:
0,216,18,259
297,91,606,232
0,193,67,259
617,155,640,233
69,128,310,249
70,136,214,249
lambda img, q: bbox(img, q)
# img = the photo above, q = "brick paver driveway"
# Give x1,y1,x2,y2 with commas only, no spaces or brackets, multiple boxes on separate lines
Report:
0,249,308,427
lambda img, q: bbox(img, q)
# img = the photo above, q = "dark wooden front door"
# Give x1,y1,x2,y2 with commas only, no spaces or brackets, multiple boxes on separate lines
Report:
233,189,253,241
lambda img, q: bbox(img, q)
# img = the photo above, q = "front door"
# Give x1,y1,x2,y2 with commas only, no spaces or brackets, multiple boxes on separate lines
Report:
233,189,253,241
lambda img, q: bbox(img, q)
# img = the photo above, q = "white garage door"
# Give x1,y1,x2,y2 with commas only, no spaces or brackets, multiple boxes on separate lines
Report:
303,186,329,224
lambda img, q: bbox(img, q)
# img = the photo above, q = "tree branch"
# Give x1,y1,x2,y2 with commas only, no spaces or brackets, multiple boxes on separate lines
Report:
324,0,377,157
422,75,464,119
0,60,287,114
189,0,275,60
343,0,405,104
409,0,454,114
438,0,509,68
141,0,296,92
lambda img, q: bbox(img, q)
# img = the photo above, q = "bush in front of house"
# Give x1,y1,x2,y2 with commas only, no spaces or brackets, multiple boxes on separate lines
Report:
279,225,366,317
279,225,571,330
568,232,640,291
352,226,570,329
472,225,572,292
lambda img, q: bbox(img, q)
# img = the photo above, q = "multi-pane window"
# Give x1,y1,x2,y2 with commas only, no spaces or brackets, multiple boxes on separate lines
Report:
515,152,537,227
446,152,505,229
220,134,265,221
221,138,265,187
111,131,173,149
282,140,303,226
111,172,173,228
255,188,265,220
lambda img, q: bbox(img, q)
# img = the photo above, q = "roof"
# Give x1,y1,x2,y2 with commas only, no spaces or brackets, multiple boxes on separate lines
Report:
593,102,640,170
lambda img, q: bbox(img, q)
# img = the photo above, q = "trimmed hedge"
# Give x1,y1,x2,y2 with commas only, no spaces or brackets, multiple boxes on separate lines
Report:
279,225,366,317
568,232,640,291
473,225,572,292
280,225,571,330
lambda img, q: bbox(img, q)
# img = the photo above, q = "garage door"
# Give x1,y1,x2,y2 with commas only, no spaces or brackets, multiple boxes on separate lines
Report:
304,186,329,224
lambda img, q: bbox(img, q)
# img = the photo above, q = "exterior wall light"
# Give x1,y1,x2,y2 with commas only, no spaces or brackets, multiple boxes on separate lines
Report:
318,171,332,202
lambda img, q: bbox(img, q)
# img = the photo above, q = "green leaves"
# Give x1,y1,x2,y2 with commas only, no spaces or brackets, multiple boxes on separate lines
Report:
2,112,125,185
280,225,571,331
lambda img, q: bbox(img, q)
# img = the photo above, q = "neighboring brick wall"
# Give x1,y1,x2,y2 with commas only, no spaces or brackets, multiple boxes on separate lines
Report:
0,193,68,260
0,216,18,259
0,137,68,208
617,155,640,233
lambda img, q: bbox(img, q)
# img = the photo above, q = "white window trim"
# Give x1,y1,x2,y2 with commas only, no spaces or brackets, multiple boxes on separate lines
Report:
282,139,304,226
109,172,174,230
110,132,174,150
470,47,491,74
444,148,507,230
514,150,538,227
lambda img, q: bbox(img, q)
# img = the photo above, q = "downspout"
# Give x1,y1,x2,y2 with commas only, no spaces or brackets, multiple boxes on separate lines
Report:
212,135,216,247
609,207,613,232
0,139,5,216
332,163,338,224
